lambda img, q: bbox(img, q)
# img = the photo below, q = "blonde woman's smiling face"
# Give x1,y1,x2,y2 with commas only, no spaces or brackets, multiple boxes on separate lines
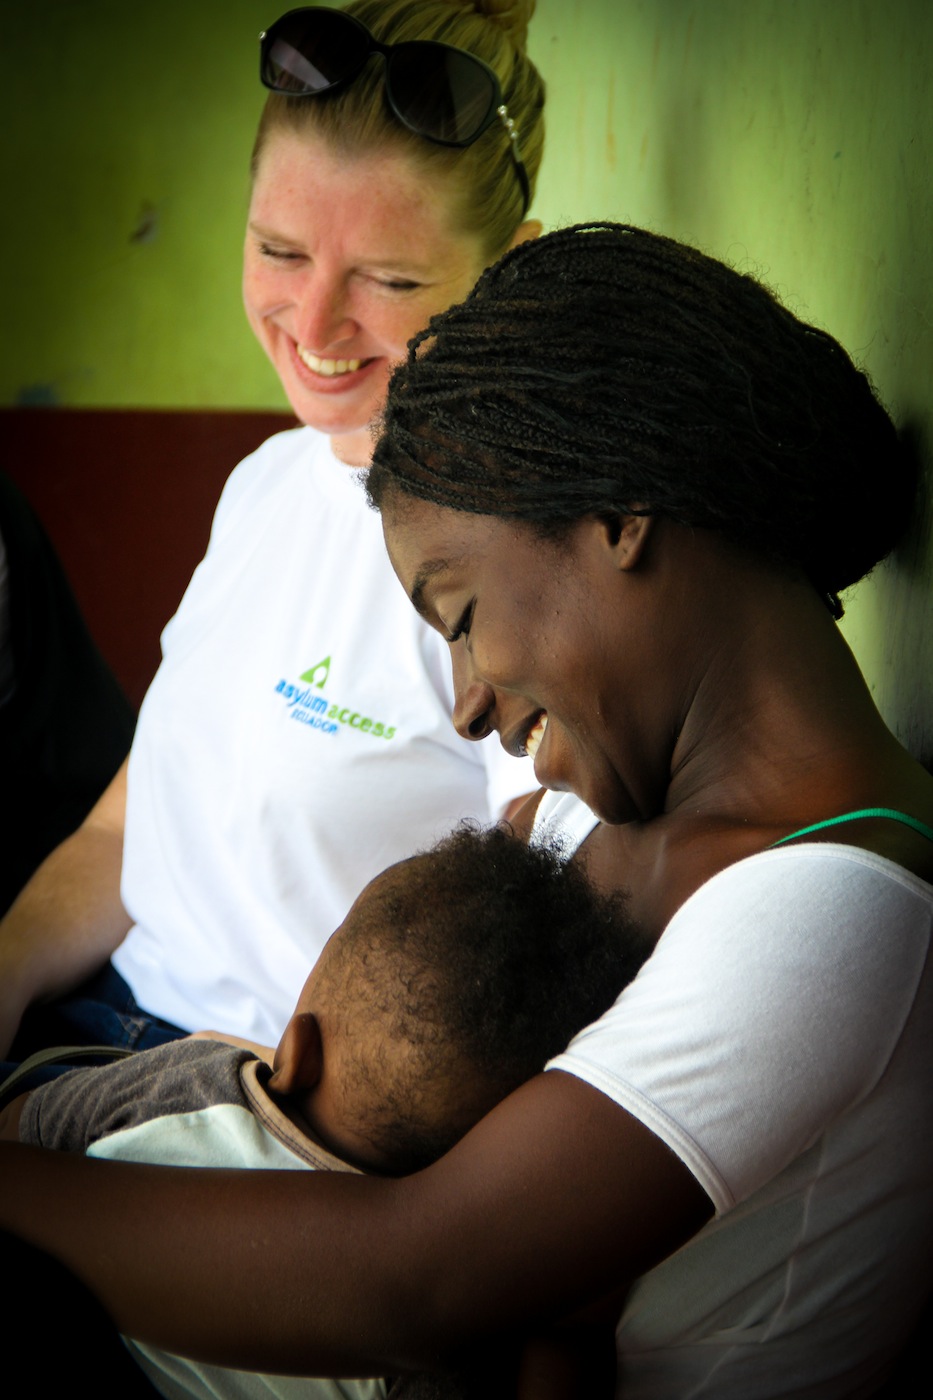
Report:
243,131,488,466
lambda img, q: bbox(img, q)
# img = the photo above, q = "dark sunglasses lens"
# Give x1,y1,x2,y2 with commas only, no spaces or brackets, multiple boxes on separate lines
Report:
261,9,369,94
388,44,497,144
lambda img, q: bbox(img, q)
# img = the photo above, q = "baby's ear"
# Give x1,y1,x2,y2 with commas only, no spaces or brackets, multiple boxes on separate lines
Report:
268,1012,324,1096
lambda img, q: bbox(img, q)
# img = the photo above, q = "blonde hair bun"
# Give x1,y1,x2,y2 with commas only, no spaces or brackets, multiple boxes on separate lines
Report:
453,0,536,52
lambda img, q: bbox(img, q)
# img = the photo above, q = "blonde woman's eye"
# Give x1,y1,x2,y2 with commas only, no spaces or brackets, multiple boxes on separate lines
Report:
259,243,303,262
376,276,420,291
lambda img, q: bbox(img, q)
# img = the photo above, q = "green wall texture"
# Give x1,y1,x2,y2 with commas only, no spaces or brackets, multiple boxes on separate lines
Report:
2,1,931,758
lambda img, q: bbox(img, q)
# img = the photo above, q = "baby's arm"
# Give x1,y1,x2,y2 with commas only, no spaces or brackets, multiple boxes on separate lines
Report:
18,1056,156,1155
17,1040,260,1156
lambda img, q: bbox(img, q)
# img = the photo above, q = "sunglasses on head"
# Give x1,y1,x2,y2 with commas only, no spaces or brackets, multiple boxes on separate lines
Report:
259,6,530,213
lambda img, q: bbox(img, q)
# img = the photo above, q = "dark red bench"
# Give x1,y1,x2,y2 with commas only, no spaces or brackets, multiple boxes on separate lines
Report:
2,407,295,709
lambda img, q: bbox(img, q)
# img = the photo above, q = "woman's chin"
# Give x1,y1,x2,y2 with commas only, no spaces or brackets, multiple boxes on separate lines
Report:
556,765,638,827
285,393,380,464
279,354,388,447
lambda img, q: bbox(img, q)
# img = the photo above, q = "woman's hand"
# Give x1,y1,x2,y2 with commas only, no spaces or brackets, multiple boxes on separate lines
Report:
513,1281,628,1399
514,1325,618,1400
188,1031,277,1067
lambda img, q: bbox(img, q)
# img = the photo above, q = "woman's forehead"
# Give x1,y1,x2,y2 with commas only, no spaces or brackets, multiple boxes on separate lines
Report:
382,495,494,568
381,498,571,610
381,498,469,596
251,126,469,243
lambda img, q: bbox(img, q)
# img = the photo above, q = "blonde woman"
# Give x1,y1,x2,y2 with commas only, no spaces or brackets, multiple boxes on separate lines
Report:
0,3,542,1061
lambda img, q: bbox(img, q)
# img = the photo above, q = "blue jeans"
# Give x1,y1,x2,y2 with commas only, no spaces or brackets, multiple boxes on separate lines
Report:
3,962,186,1089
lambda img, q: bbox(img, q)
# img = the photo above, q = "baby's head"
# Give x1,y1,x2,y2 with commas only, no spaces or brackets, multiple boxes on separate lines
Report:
269,825,644,1174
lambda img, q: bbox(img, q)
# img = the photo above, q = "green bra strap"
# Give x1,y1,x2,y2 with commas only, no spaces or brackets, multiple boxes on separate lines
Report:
771,807,933,848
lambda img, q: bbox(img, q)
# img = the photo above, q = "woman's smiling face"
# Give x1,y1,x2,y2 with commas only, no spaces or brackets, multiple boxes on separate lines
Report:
243,131,488,466
383,497,658,825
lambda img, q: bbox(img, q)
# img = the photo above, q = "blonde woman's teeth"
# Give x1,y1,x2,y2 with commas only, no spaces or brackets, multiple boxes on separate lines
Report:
297,347,364,376
525,714,548,759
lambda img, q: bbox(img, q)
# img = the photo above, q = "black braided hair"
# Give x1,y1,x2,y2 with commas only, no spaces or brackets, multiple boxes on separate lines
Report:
368,222,914,598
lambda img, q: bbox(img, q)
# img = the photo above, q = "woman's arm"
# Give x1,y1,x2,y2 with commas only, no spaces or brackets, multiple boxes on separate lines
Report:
0,1069,711,1376
0,758,131,1055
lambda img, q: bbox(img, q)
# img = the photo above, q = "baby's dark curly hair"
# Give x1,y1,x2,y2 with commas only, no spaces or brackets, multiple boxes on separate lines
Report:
331,823,644,1173
368,222,915,603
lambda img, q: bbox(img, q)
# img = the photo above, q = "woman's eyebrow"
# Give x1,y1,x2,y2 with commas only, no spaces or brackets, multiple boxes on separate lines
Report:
248,220,294,239
410,560,450,618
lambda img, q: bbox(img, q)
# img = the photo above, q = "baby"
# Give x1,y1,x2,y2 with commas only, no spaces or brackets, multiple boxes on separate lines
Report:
2,824,644,1399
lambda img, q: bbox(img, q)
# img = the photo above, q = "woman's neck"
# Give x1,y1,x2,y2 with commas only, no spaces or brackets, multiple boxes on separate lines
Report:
638,531,893,814
580,528,933,932
329,425,376,469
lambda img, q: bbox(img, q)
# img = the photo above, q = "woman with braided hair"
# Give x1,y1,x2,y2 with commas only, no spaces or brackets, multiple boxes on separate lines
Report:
2,225,932,1397
0,0,542,1064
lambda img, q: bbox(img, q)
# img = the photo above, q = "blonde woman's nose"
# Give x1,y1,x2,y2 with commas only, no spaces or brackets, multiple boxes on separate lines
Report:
295,272,357,352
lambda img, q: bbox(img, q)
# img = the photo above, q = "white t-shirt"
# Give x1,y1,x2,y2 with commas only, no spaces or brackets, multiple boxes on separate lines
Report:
538,792,933,1397
115,428,529,1044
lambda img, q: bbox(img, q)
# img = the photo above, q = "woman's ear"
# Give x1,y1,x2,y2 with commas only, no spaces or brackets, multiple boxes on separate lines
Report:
268,1012,324,1096
600,511,654,570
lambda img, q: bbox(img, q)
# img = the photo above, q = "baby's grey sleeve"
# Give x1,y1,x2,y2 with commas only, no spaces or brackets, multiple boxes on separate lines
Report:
20,1040,255,1153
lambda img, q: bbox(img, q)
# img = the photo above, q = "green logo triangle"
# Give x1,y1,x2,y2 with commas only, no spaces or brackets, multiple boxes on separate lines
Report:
300,656,331,689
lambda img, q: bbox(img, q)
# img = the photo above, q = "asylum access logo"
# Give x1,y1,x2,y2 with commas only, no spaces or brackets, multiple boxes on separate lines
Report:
274,656,397,741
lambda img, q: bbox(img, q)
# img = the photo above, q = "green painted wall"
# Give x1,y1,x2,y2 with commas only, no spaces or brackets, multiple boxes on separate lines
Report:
2,0,278,410
3,1,931,758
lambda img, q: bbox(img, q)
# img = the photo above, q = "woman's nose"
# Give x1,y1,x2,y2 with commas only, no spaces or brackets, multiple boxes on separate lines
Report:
295,274,356,351
451,648,496,741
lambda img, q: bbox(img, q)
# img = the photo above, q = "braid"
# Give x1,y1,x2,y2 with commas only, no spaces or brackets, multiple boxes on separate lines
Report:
369,223,914,594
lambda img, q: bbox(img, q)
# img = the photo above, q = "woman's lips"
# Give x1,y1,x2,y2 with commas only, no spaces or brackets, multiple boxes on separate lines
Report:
290,341,376,387
296,345,372,377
